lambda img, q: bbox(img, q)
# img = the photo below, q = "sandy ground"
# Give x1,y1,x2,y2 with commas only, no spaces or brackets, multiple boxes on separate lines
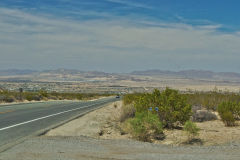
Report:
160,120,240,146
46,101,130,140
46,101,240,146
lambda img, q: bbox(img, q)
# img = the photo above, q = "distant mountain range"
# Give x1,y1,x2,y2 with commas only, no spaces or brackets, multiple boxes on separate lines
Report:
1,69,240,81
0,69,109,76
0,69,37,76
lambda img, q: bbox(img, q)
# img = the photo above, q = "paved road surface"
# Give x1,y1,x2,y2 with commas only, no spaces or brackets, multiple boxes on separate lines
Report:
0,97,117,148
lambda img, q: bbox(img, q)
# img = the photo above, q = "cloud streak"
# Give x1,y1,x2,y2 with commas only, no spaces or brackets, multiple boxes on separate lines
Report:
105,0,152,9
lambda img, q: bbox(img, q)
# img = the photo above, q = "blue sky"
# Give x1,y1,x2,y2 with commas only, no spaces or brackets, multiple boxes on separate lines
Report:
0,0,240,72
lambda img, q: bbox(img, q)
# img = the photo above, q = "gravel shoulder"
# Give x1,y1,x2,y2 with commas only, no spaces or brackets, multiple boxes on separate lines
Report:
1,136,240,160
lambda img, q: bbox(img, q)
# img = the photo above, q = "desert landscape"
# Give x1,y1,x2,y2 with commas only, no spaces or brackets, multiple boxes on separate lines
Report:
1,69,240,94
1,1,240,159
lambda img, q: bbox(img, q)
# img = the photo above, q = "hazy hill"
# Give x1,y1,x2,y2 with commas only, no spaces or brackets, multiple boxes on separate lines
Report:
0,69,37,76
1,69,240,82
131,69,240,80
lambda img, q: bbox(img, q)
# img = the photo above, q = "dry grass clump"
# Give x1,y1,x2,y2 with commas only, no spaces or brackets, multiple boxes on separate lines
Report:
119,104,136,122
113,103,118,108
185,91,240,111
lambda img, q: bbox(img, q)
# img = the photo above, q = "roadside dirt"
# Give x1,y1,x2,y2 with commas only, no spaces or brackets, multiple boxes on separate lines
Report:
160,120,240,146
46,101,130,140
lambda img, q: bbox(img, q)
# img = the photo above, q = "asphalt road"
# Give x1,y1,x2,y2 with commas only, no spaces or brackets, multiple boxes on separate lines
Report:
0,97,117,148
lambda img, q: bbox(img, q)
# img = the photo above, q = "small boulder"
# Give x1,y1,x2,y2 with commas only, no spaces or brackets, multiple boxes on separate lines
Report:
192,110,218,122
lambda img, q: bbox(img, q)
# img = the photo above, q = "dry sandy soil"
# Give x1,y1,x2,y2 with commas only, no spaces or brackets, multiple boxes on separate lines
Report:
46,101,240,146
160,120,240,146
46,101,130,140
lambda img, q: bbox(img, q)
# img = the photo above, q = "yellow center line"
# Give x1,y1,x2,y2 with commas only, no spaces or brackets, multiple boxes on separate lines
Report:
0,110,14,114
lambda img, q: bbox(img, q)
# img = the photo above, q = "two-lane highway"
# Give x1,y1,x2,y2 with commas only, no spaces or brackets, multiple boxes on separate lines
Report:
0,97,117,148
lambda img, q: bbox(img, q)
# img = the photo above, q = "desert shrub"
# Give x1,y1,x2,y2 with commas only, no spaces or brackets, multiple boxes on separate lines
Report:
127,112,163,142
123,93,143,105
192,110,217,122
119,104,136,122
221,111,235,126
25,94,35,101
3,95,15,103
0,90,112,103
76,94,83,100
39,90,48,98
134,88,192,128
186,92,240,111
184,121,200,140
32,95,42,101
217,101,240,126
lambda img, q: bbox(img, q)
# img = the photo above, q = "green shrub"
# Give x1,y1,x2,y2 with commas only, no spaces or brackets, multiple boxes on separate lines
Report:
3,95,15,103
127,112,163,142
221,111,235,126
134,88,192,128
123,93,143,105
39,90,48,98
184,121,200,140
25,94,35,101
217,101,240,126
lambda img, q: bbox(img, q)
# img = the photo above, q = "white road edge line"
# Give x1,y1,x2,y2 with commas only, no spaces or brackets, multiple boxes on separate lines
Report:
0,101,107,131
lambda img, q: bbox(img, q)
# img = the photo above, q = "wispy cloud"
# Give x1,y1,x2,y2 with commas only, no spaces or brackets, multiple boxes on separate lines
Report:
105,0,152,9
0,7,240,72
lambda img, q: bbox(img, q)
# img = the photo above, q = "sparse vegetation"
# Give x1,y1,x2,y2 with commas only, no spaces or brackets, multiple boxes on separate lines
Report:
183,121,200,140
122,93,143,105
123,88,192,128
121,88,240,143
0,89,112,104
185,91,240,111
217,101,240,126
125,112,163,142
119,104,136,122
121,88,192,142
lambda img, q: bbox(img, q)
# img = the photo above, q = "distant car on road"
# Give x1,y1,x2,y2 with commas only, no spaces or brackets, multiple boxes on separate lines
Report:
116,95,120,98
